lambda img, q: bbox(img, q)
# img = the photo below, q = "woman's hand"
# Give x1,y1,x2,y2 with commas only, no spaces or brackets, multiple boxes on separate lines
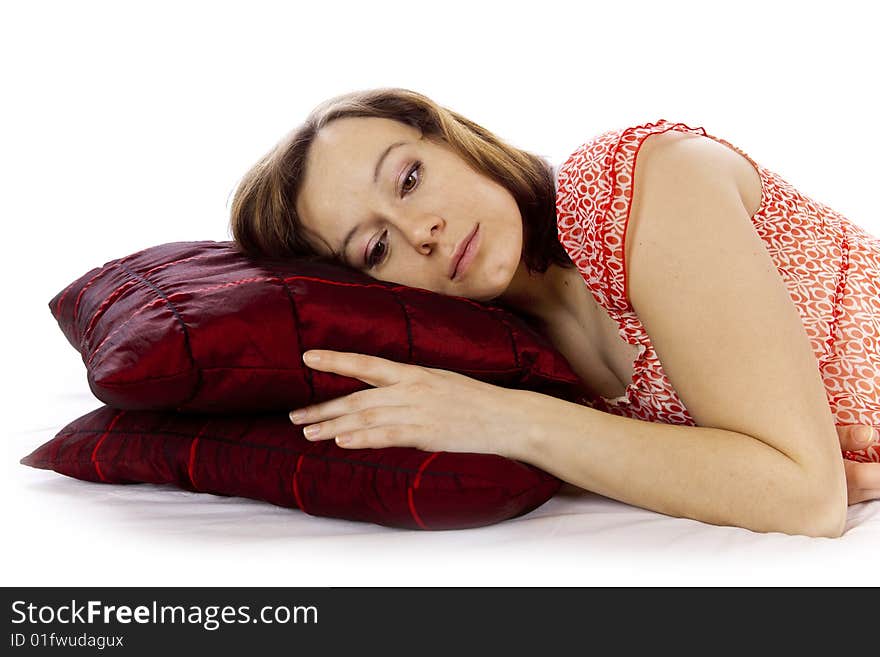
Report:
836,424,880,505
288,350,537,459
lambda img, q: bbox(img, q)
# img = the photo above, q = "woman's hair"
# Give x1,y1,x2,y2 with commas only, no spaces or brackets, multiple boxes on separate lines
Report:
228,87,573,275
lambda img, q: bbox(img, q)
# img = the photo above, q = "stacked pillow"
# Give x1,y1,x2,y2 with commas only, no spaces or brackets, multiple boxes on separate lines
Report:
22,241,592,529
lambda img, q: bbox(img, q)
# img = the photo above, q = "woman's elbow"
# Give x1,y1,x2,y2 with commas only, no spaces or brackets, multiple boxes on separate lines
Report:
797,471,848,538
798,505,846,538
771,502,844,538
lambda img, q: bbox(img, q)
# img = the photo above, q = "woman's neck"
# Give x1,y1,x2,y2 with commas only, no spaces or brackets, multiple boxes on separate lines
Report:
496,261,594,330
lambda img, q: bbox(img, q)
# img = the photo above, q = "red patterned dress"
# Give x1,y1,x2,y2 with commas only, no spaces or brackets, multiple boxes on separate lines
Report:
554,119,880,463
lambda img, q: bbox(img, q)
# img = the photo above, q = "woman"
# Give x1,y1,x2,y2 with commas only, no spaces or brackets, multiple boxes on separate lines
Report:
229,87,879,537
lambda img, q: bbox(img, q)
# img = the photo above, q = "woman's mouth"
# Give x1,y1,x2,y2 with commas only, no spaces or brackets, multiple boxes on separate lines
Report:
450,224,480,281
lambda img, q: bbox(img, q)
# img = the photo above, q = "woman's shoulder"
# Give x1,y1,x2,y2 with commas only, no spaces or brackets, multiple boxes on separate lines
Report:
555,119,761,217
554,119,742,313
554,120,699,220
556,119,708,179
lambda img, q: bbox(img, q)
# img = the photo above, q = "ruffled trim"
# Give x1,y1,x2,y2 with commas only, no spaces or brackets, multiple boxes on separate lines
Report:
598,341,648,407
603,119,709,312
823,228,851,361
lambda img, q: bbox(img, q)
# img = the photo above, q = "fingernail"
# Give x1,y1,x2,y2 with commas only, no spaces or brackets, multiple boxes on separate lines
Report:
858,427,878,444
303,351,321,364
289,410,306,423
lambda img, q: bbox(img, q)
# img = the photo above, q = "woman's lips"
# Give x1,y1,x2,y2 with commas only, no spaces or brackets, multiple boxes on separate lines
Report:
450,224,480,281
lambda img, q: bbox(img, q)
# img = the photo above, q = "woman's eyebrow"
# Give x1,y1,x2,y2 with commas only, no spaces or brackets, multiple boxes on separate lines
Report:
373,140,409,184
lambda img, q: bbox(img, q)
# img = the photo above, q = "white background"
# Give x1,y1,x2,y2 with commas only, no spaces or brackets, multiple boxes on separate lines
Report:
2,0,878,586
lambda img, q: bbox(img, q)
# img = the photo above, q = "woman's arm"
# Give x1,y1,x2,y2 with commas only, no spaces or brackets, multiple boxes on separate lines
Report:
524,131,847,537
507,390,845,537
291,343,850,536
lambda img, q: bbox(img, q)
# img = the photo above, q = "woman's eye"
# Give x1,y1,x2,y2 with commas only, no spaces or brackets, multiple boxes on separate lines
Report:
400,161,422,196
366,229,389,269
365,162,420,269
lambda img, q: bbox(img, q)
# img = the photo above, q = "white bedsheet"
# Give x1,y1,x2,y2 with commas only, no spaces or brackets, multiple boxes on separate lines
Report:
6,334,879,588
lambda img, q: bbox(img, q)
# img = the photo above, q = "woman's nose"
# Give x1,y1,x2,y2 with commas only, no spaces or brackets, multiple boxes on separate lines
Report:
411,217,445,253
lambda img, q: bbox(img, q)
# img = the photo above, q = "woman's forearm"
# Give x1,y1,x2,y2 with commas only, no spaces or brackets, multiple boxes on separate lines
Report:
507,390,845,538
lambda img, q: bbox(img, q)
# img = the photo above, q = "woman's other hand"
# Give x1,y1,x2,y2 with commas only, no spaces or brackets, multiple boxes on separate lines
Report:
837,424,880,505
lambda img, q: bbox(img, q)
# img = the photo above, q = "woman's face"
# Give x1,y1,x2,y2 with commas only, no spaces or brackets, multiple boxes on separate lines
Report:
295,116,525,302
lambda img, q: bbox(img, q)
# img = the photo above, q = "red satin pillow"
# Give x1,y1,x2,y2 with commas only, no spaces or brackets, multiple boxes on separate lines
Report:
31,240,593,529
49,241,586,413
20,406,562,530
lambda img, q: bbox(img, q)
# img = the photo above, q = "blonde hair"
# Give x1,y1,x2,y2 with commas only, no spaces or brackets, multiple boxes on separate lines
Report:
228,87,573,274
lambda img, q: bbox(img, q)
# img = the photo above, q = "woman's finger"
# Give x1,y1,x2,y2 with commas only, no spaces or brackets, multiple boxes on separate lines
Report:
844,459,880,492
303,350,416,388
843,459,880,505
850,490,880,505
836,424,878,452
299,405,410,443
846,484,880,505
334,423,427,450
